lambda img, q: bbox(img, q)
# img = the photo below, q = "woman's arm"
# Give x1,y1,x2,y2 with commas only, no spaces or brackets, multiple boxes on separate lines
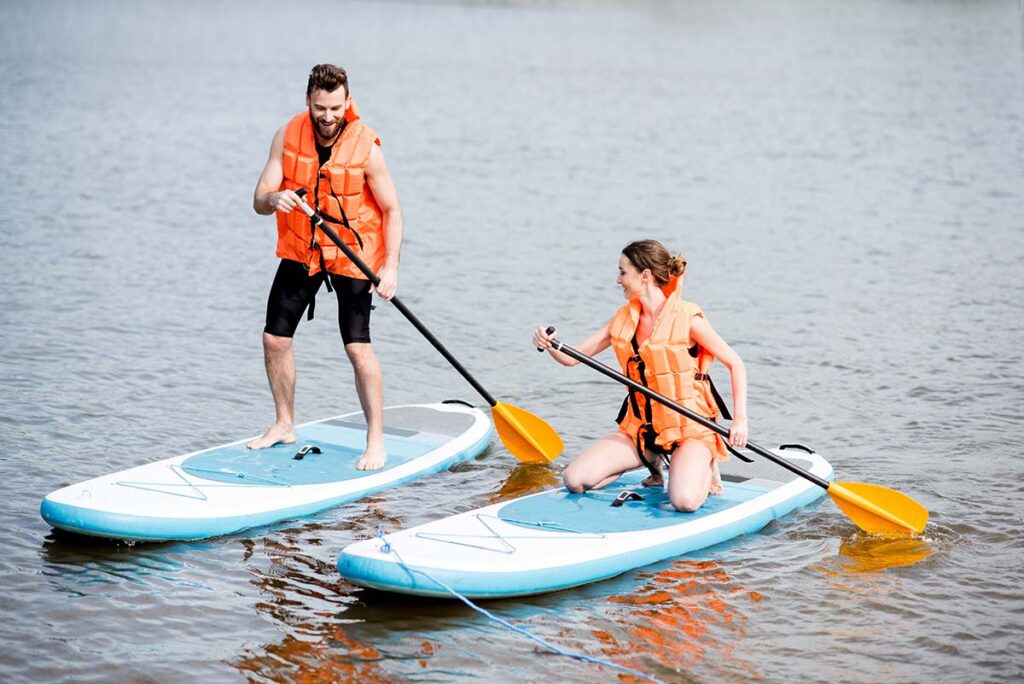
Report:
532,324,611,367
690,316,748,447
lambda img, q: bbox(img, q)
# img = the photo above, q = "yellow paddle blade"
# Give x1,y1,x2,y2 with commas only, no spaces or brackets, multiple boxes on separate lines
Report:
491,401,563,464
828,481,929,538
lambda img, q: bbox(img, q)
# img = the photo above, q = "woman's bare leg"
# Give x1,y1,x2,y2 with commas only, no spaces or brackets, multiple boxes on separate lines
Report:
666,440,716,512
562,431,643,493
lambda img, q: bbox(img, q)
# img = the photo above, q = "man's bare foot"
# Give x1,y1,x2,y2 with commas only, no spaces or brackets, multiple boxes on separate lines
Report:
247,423,296,449
355,442,387,471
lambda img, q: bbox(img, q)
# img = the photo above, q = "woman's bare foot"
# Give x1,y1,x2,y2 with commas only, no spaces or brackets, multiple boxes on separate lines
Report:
247,423,296,449
642,472,664,488
355,442,387,471
709,459,724,495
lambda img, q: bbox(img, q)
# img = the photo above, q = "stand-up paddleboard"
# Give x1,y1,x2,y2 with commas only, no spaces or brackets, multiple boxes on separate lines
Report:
338,446,832,599
41,402,493,542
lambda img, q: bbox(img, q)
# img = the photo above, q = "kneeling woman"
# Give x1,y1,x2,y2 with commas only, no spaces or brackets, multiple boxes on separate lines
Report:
533,239,748,513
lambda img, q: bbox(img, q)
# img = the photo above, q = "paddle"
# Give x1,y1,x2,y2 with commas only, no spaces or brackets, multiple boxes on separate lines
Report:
541,329,927,537
289,189,563,463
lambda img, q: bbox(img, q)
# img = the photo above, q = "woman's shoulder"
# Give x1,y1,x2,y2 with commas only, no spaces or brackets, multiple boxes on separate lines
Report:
676,298,704,317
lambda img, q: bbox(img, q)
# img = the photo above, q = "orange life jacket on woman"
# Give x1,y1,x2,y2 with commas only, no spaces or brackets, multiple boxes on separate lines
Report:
276,99,385,279
608,275,728,461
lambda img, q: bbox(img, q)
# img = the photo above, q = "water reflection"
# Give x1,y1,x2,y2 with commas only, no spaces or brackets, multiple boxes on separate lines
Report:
231,496,436,681
597,559,762,679
230,466,571,681
487,462,563,503
233,627,393,683
835,533,935,573
39,529,213,592
233,528,386,681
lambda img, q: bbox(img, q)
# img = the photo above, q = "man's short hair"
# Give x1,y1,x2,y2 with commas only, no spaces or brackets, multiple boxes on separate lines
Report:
306,64,349,98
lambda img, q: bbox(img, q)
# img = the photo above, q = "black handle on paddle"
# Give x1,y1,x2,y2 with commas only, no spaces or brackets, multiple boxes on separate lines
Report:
547,331,831,490
536,325,557,352
292,188,497,407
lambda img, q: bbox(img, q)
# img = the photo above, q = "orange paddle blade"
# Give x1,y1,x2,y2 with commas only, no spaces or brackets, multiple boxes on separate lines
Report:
828,481,928,537
491,402,563,464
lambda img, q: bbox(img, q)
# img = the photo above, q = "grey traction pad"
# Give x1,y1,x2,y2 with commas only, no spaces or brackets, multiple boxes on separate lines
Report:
325,405,478,438
720,451,814,484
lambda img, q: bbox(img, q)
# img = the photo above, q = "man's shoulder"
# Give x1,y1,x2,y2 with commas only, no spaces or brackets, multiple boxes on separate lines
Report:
347,119,381,147
282,111,309,131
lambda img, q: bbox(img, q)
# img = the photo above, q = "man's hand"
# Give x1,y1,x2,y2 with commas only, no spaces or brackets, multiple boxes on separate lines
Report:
374,262,399,300
266,189,303,214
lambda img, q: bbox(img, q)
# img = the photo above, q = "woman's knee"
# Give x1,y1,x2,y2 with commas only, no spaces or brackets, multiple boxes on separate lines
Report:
562,466,587,493
670,488,708,513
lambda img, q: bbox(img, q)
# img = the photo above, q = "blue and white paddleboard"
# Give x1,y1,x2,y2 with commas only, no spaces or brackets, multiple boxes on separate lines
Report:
41,402,493,542
338,447,832,599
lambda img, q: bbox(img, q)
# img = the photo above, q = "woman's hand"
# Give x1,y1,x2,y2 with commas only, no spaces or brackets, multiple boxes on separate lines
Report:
532,326,556,351
728,415,748,448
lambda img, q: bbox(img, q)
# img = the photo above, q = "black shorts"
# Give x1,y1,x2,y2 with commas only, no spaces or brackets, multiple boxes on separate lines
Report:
263,259,373,344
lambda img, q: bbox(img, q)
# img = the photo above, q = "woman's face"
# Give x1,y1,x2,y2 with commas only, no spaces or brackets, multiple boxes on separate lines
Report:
616,254,647,300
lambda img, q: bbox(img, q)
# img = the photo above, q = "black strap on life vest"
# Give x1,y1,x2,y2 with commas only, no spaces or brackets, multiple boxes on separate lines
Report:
302,175,336,322
616,340,753,466
615,335,667,481
318,171,364,250
692,345,753,463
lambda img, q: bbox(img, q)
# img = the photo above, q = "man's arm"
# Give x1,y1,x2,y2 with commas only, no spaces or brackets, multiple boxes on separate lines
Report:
253,125,302,215
365,143,403,300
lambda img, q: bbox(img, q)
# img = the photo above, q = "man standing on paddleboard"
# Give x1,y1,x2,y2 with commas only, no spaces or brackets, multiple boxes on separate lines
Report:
249,64,403,470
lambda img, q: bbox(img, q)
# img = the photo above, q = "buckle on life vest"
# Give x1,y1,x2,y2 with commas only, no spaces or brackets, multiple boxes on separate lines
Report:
635,423,666,482
695,372,709,381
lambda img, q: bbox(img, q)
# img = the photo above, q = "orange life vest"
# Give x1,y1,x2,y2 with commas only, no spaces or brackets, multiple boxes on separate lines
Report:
276,99,384,279
608,275,727,460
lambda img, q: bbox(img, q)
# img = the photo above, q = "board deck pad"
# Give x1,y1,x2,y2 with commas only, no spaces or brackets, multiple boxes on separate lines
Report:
497,473,771,534
178,414,468,487
41,403,492,542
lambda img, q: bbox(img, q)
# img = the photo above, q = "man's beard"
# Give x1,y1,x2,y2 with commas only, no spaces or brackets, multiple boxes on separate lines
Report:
316,119,340,140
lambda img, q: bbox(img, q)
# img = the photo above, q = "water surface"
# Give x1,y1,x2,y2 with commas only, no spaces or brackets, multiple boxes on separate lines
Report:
1,1,1022,682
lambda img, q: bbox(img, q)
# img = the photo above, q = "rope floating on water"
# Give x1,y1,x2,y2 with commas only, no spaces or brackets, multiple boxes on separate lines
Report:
373,527,664,684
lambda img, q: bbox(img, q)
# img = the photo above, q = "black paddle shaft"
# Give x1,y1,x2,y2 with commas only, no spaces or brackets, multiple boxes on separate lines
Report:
548,335,831,490
292,189,497,407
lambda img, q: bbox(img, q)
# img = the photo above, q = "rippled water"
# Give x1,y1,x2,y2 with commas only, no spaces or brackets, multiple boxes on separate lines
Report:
2,0,1022,682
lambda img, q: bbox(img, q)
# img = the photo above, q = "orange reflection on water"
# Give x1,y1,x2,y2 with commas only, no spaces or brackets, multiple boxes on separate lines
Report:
232,500,439,683
234,627,391,684
594,560,762,681
488,462,563,504
834,534,934,573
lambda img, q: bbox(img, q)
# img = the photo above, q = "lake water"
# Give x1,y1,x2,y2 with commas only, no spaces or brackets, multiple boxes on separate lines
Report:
1,0,1022,681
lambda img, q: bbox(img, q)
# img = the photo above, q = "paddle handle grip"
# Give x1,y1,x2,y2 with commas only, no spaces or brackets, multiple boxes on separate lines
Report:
536,325,557,352
293,189,497,407
550,336,832,490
